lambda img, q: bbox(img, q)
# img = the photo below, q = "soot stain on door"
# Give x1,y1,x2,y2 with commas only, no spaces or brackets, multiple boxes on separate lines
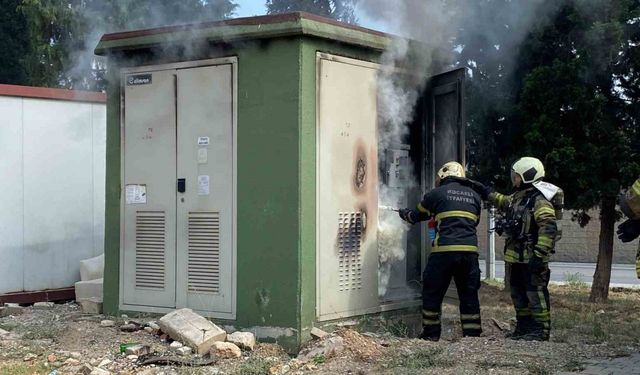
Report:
353,140,367,194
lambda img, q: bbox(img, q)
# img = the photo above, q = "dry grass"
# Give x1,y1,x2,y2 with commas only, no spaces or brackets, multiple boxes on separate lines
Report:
1,285,638,375
0,361,49,375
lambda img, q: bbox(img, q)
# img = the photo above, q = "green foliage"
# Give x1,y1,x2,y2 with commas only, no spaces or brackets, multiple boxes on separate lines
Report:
266,0,357,24
0,0,29,85
16,0,239,89
234,356,273,375
563,272,587,289
467,0,640,209
380,318,410,338
0,362,49,375
517,1,639,211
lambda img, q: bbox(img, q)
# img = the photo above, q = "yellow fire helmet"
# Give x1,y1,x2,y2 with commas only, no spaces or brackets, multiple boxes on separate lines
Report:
437,161,466,179
512,157,545,184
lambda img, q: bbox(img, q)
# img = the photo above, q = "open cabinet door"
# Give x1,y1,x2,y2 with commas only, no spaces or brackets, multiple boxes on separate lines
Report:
424,68,467,301
426,67,466,190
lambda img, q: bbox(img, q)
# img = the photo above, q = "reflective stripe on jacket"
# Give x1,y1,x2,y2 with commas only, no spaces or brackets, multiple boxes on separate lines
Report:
417,177,482,253
489,186,557,263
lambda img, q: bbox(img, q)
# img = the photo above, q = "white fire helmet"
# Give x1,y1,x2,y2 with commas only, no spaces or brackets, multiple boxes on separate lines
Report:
511,157,545,184
437,161,466,179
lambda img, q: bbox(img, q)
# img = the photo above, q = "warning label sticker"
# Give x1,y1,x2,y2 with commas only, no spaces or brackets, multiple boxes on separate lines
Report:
125,184,147,204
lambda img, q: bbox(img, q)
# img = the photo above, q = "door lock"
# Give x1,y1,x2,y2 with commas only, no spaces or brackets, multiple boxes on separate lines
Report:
177,178,186,193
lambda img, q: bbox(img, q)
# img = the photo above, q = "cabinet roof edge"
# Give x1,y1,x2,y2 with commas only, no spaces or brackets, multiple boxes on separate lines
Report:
95,12,392,56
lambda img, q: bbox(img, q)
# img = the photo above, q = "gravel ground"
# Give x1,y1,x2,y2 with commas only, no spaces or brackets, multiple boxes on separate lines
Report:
0,283,638,375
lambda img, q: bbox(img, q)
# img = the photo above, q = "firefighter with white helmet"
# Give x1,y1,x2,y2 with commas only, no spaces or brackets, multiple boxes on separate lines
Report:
617,177,640,278
399,161,483,340
471,157,561,341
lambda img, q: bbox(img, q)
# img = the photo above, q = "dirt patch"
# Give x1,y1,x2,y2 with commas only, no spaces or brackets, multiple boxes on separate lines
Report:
0,283,638,374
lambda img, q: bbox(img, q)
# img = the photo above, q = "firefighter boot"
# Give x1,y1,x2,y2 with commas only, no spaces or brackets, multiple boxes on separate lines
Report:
419,329,440,342
507,316,535,340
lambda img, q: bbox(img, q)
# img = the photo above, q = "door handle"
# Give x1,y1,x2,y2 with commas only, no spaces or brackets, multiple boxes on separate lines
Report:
177,178,186,193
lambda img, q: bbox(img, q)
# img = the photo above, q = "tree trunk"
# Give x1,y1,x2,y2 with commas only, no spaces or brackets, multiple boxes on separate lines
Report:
589,197,616,303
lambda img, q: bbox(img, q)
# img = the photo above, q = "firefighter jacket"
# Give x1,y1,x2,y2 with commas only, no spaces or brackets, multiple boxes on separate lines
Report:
620,177,640,278
489,186,557,264
621,178,640,219
415,177,482,253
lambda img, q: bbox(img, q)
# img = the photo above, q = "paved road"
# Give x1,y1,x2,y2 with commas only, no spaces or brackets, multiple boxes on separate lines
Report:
558,352,640,375
484,261,639,287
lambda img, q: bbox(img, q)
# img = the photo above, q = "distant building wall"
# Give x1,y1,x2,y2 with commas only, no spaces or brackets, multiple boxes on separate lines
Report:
477,209,637,264
0,85,106,294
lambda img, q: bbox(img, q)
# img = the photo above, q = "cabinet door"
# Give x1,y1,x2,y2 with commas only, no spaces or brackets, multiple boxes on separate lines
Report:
317,56,380,320
175,65,234,315
427,68,466,188
122,70,177,308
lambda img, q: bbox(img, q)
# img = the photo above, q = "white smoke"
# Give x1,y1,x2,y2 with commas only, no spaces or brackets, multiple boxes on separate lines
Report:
356,0,559,297
58,1,239,91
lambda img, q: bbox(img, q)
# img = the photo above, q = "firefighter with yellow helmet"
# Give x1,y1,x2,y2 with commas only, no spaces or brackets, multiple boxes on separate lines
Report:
471,157,561,341
617,177,640,278
398,161,483,341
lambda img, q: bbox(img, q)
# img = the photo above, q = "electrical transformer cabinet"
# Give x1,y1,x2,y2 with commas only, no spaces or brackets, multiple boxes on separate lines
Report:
97,12,465,350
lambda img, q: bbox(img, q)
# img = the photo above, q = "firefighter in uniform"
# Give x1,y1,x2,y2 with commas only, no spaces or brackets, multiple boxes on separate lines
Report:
399,161,482,341
617,177,640,278
471,157,558,341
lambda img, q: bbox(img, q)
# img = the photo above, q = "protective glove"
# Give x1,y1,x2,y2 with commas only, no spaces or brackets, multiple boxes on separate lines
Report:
468,179,493,200
399,208,418,224
528,251,547,275
617,219,640,243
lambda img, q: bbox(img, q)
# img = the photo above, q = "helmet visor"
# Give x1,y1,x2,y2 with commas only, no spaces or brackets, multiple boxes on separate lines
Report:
510,169,519,185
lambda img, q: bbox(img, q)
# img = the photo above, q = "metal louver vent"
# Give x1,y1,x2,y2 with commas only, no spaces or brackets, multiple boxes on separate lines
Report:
135,211,166,289
188,212,220,294
337,212,362,291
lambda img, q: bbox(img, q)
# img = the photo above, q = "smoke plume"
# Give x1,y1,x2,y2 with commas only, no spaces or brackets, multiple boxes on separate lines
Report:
356,0,559,297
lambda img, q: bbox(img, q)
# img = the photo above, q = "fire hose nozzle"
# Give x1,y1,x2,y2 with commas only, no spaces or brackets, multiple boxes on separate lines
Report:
379,205,400,212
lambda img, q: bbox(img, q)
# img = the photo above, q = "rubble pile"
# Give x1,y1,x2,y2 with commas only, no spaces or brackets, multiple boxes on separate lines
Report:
0,304,265,375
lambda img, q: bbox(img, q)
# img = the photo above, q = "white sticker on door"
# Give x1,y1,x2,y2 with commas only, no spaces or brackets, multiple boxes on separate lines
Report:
197,175,210,196
197,148,208,164
197,136,210,146
125,184,147,204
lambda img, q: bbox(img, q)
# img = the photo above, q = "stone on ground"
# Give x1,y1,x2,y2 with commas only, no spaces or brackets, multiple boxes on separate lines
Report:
227,331,256,351
75,278,104,301
78,298,103,314
100,320,115,327
3,303,24,316
33,302,55,309
169,341,183,349
120,323,139,332
176,346,192,356
210,342,242,359
145,321,161,334
158,308,226,355
79,364,93,375
70,352,82,359
98,358,112,368
89,367,111,375
297,336,344,362
125,344,150,356
310,327,329,340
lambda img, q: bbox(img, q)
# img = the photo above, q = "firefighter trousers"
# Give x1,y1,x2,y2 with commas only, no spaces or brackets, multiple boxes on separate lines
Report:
421,252,482,340
509,262,551,340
